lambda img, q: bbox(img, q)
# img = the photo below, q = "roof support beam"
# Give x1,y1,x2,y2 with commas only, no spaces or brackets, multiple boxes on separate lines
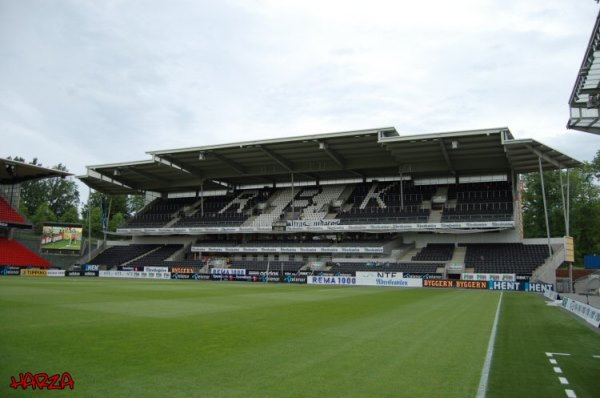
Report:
318,141,345,168
207,151,247,174
439,139,456,175
256,145,294,172
124,167,170,184
93,169,140,190
524,144,566,169
154,155,206,179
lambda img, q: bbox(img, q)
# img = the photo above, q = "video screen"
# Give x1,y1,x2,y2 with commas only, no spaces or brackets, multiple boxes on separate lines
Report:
41,224,83,252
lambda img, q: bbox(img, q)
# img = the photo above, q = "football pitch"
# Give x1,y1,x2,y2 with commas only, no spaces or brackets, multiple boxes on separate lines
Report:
1,278,598,397
41,239,81,251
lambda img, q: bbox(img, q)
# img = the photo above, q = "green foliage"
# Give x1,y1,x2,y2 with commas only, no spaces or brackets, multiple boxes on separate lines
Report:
60,205,80,224
30,203,57,232
521,151,600,264
10,157,80,221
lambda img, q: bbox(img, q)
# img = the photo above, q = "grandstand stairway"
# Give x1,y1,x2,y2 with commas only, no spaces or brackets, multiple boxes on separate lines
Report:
427,210,442,223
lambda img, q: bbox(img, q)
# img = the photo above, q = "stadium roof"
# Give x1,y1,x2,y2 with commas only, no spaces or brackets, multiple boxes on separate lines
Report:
80,127,582,195
0,158,72,184
568,9,600,134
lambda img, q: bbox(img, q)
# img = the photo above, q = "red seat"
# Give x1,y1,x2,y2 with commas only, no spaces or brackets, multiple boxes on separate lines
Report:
0,238,51,267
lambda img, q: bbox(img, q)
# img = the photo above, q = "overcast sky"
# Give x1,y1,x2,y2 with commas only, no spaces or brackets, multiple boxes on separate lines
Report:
1,0,599,201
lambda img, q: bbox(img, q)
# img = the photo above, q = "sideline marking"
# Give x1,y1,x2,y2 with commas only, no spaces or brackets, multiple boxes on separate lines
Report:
546,352,571,357
553,367,563,374
559,377,569,385
549,359,557,365
565,389,577,398
593,355,600,359
476,292,503,398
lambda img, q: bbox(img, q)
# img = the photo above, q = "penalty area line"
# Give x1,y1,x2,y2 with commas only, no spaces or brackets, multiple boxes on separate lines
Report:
476,291,503,398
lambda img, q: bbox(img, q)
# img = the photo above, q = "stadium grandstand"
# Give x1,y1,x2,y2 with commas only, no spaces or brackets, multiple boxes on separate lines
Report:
0,158,72,272
76,127,580,286
568,8,600,134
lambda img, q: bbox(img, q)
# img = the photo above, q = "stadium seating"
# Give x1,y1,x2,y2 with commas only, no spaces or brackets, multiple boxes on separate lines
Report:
0,196,27,225
89,244,161,267
0,237,51,267
229,260,305,272
129,244,183,267
125,197,197,228
175,190,267,227
336,181,433,224
412,244,454,262
441,182,513,222
463,243,548,274
327,262,441,273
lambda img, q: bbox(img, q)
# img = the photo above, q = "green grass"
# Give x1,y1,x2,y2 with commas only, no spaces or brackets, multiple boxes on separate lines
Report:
0,278,598,397
41,239,81,250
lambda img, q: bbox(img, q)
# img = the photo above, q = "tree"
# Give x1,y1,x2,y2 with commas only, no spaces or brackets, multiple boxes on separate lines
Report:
12,158,80,220
31,203,57,232
521,152,600,264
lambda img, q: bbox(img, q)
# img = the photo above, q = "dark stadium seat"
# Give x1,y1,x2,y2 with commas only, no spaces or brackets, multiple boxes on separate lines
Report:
412,244,454,262
89,244,162,267
463,243,548,275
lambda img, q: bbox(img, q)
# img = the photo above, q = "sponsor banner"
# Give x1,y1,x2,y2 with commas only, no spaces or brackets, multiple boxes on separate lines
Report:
171,267,197,274
282,275,307,284
0,266,21,276
171,273,193,280
20,269,48,277
462,273,516,282
192,246,384,254
543,286,559,301
210,268,246,276
487,281,554,292
118,266,143,272
561,297,600,328
120,221,514,235
99,271,171,279
83,264,99,272
66,271,83,277
355,271,423,288
307,276,357,285
313,272,354,277
515,275,530,282
286,219,341,227
423,279,489,289
144,266,169,273
403,272,443,280
47,269,65,277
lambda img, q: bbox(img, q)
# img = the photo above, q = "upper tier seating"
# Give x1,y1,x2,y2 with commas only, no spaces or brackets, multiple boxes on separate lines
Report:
0,238,51,267
175,190,268,227
125,197,197,228
337,181,433,224
463,243,548,275
442,182,513,222
0,197,27,225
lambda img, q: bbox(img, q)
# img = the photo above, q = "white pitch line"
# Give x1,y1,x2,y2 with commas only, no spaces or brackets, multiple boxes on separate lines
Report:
554,367,563,374
549,359,557,365
559,377,569,385
476,292,503,398
546,352,571,357
565,389,577,398
593,355,600,359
